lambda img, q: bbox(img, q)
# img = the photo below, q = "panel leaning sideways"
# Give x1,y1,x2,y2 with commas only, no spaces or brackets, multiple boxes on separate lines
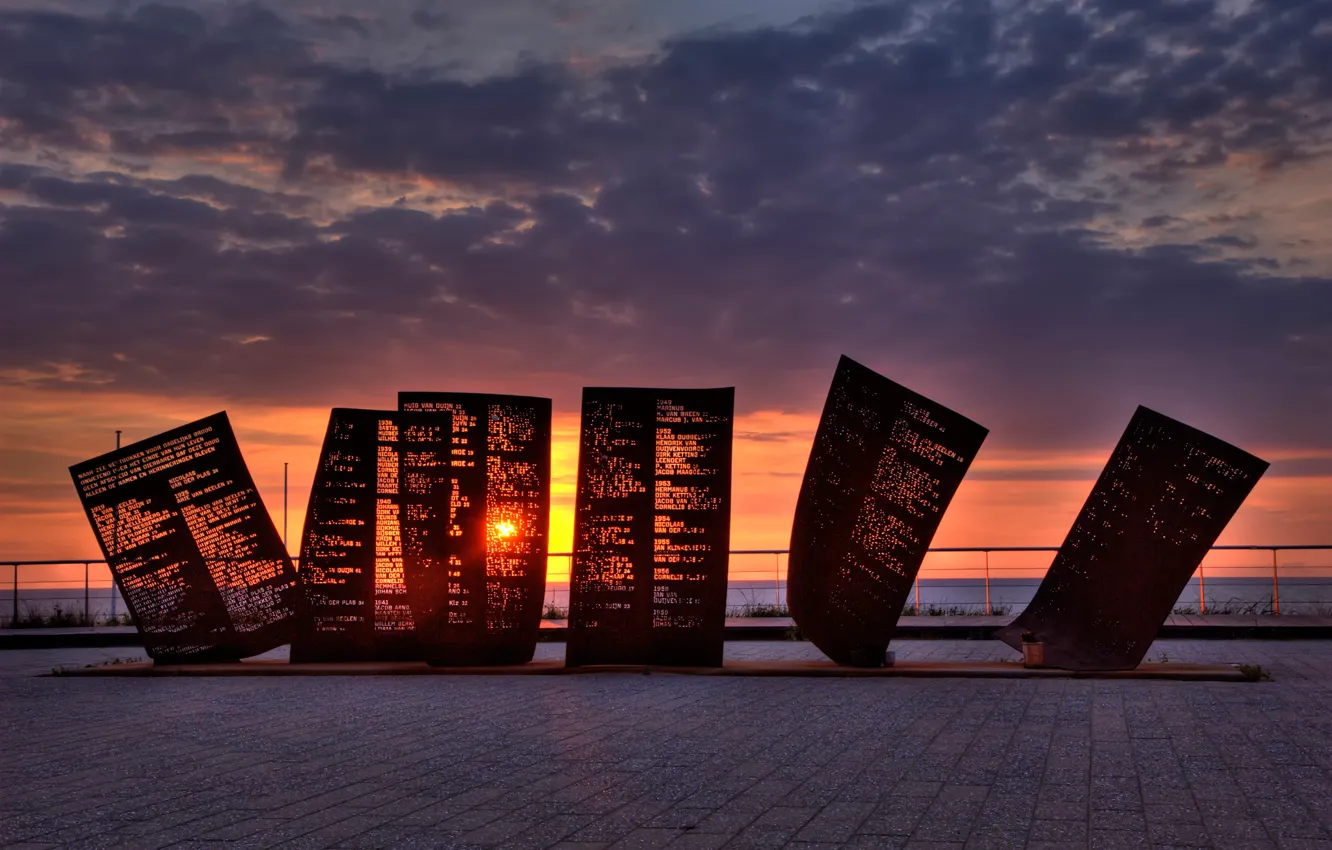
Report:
787,355,989,667
68,411,301,663
995,406,1269,671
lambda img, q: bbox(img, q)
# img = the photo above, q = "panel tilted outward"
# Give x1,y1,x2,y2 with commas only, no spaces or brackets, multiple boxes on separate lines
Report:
397,393,552,666
996,407,1269,671
788,356,988,667
292,409,449,661
69,412,301,663
566,388,734,667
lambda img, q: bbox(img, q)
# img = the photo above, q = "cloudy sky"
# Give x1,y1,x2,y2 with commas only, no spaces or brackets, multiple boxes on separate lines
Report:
2,0,1330,576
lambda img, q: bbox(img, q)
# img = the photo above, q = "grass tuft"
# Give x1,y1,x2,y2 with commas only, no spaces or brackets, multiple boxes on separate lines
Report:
11,602,94,628
1173,598,1279,616
906,603,1012,617
728,603,791,618
7,603,134,629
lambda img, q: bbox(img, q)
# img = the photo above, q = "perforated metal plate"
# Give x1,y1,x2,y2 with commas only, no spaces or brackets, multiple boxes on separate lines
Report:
566,387,734,667
995,406,1269,670
787,357,988,667
398,393,551,666
69,412,300,663
291,408,449,661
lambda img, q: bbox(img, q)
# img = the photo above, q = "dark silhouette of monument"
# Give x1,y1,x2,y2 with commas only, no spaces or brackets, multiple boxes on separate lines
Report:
787,357,988,667
292,409,441,661
66,380,1270,676
995,406,1269,670
397,393,551,666
566,387,734,667
69,412,300,663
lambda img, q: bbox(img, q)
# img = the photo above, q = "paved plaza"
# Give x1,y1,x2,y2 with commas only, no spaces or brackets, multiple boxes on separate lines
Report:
4,640,1332,850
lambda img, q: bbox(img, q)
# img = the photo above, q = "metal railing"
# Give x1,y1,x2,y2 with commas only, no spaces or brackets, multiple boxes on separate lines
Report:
4,545,1332,627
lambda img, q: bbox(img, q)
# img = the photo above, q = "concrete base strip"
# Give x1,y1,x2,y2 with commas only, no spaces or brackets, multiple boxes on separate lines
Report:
51,658,1252,681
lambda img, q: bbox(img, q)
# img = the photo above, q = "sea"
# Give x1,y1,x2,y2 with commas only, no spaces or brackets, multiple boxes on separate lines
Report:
5,576,1329,626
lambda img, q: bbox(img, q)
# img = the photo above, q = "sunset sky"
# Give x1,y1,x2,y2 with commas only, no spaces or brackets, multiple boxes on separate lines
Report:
2,0,1330,579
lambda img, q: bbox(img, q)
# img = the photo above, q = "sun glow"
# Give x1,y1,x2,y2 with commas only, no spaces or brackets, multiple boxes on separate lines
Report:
493,520,517,538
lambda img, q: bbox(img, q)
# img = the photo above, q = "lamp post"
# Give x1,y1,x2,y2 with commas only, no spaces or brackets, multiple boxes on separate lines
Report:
111,430,121,622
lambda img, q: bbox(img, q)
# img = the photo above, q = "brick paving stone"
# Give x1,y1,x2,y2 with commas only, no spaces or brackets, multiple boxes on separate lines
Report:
1089,830,1151,850
1030,817,1090,843
791,801,875,842
751,806,819,830
721,825,800,848
859,795,936,836
691,810,755,835
664,832,729,849
1091,808,1146,832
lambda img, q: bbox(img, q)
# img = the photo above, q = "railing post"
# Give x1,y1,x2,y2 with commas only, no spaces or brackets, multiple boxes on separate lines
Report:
774,553,780,609
10,563,16,626
111,569,117,622
1199,563,1206,614
984,550,991,616
1272,548,1280,616
84,562,90,626
913,576,920,615
563,554,572,613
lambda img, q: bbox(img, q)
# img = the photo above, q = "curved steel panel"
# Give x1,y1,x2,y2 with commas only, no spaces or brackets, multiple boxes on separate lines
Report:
787,356,988,666
291,409,444,661
68,412,300,663
995,406,1269,670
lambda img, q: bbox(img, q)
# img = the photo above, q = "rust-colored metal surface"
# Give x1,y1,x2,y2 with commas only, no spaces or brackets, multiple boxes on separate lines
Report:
996,406,1269,671
566,387,734,667
292,409,448,661
68,412,301,663
787,356,988,667
397,393,552,666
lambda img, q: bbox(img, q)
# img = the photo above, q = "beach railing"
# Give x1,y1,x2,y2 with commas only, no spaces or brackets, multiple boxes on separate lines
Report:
4,546,1332,627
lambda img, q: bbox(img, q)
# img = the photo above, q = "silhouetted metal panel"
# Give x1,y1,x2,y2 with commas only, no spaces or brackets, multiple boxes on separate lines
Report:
996,407,1269,671
566,387,734,667
397,393,552,666
788,357,988,667
292,409,448,661
68,412,300,663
